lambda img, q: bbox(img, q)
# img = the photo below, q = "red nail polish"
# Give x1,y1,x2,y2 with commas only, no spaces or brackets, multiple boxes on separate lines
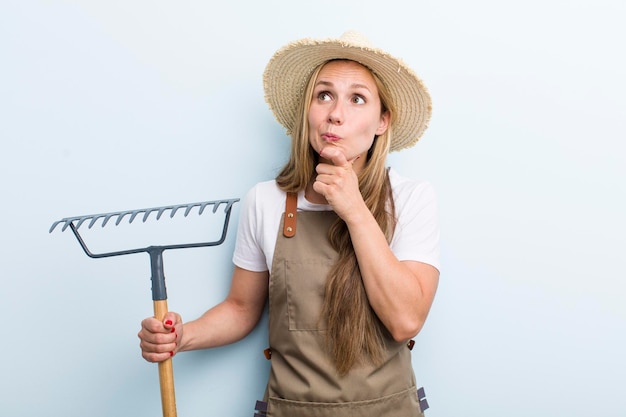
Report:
165,320,173,326
169,351,174,357
170,327,175,333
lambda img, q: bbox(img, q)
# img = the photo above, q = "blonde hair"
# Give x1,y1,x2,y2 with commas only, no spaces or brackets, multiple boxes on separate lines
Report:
275,60,397,374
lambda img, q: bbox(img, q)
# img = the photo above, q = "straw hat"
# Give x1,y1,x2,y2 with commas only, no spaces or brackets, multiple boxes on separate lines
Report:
263,30,432,152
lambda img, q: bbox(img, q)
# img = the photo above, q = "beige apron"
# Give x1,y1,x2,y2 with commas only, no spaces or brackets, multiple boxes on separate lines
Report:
258,193,426,417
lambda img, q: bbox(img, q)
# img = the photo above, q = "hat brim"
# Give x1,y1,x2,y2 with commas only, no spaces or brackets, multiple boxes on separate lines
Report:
263,36,432,151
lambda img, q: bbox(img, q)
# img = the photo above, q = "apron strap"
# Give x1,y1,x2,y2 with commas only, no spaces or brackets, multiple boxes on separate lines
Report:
283,192,298,238
417,387,430,411
253,400,268,416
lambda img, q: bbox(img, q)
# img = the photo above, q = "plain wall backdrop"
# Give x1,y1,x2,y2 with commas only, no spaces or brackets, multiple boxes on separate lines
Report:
1,1,625,416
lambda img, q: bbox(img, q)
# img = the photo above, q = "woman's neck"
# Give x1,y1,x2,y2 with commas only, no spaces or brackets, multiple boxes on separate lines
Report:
304,182,329,204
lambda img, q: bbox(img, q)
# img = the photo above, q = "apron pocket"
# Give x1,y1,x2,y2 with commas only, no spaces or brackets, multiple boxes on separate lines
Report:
267,386,423,417
284,259,332,331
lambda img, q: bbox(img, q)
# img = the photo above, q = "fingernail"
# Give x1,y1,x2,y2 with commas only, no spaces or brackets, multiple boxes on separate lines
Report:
169,351,174,357
170,327,176,333
164,320,173,326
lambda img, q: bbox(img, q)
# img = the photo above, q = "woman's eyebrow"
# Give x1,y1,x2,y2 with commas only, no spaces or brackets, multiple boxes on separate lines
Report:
350,83,372,92
315,80,372,92
314,80,334,88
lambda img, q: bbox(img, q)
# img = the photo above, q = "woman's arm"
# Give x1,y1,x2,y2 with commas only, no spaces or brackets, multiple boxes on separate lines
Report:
181,266,269,350
139,266,269,362
345,212,439,341
313,146,439,342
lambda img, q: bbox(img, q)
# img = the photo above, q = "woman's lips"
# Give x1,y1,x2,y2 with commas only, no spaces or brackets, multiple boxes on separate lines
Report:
322,133,341,142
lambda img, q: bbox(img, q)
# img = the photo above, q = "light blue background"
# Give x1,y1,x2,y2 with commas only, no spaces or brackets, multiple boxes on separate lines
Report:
1,1,625,416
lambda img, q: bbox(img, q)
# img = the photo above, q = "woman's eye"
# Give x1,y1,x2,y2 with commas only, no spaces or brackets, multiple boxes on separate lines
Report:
352,96,365,104
318,92,332,101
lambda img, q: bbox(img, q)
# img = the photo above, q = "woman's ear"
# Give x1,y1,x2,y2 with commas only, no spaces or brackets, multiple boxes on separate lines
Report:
376,110,391,135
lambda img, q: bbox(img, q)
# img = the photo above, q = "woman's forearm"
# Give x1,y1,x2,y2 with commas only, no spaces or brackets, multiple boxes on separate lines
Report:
345,207,439,341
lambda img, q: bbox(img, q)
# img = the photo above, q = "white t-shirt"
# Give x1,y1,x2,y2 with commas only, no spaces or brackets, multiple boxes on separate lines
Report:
232,168,440,273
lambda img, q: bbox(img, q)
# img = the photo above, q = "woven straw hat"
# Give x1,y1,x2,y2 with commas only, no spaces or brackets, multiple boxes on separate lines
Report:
263,30,432,152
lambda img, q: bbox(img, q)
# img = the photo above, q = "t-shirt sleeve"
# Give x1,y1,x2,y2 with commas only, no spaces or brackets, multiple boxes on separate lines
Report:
390,181,441,271
232,185,270,272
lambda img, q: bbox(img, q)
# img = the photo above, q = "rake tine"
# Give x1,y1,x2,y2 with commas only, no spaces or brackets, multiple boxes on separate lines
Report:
49,221,61,233
184,204,195,216
219,200,231,212
156,207,170,220
115,211,131,225
170,205,183,218
129,210,141,224
76,217,92,230
86,215,101,229
102,214,119,228
61,219,76,232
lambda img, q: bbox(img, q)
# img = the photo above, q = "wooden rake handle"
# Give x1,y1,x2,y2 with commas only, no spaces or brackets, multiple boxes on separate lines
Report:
154,299,177,417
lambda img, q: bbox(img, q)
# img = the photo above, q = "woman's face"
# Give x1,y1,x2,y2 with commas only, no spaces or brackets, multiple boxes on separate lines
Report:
308,60,390,172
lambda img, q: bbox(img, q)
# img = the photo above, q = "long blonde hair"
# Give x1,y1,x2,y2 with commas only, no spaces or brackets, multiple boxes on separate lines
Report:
275,60,397,375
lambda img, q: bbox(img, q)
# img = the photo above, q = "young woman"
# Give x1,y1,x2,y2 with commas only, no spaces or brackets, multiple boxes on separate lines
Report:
139,31,440,417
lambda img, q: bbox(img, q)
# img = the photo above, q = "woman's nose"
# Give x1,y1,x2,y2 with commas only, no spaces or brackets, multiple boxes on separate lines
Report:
327,102,344,125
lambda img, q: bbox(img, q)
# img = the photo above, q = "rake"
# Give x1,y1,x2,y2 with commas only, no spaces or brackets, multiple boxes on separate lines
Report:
50,198,239,417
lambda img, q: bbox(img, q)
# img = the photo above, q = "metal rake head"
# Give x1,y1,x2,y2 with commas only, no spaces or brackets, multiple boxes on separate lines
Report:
49,198,239,258
50,199,238,233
